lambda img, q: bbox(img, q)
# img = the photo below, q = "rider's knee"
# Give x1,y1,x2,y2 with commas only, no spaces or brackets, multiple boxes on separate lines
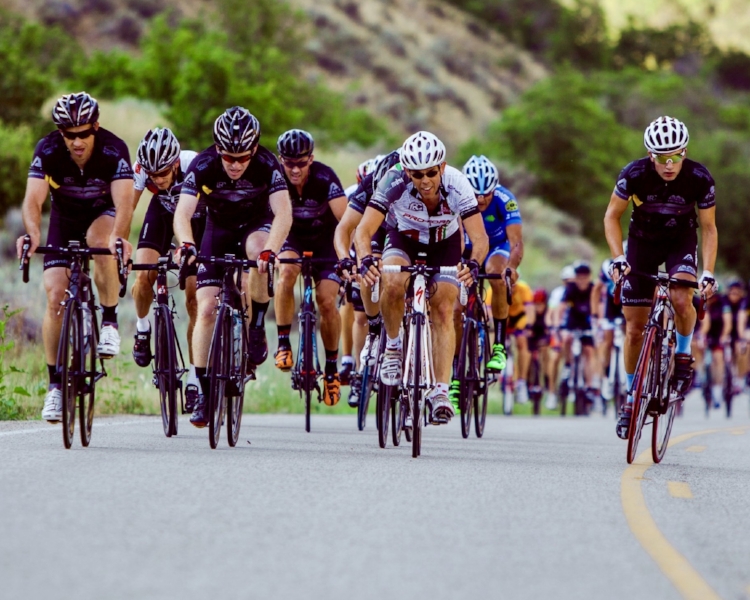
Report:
276,266,297,291
316,290,338,317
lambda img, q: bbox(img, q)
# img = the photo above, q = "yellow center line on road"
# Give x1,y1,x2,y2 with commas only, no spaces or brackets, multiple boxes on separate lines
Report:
621,425,750,600
667,481,693,498
685,445,706,452
731,429,746,435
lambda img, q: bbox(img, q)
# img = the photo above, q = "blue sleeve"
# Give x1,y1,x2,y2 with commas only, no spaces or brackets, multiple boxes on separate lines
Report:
497,186,521,226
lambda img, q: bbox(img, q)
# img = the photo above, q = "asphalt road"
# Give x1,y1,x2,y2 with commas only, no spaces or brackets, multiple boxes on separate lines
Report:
1,391,749,600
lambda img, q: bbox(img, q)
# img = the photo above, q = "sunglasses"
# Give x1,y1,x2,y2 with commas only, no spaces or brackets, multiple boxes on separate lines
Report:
220,152,253,164
146,165,174,179
60,127,95,140
652,150,686,164
408,168,440,180
281,156,311,169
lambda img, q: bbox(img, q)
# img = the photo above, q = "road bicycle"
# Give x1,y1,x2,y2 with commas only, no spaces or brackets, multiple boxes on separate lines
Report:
20,236,126,449
616,272,703,464
130,252,187,437
379,257,464,458
558,329,592,416
278,253,336,433
181,254,270,448
722,343,737,418
603,317,627,416
527,346,544,416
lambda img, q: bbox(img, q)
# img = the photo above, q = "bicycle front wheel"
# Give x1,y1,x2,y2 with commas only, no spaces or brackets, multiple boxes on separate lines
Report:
391,388,405,446
474,322,490,438
79,305,97,447
457,319,475,439
652,399,678,463
359,363,373,432
59,302,80,449
409,316,423,458
627,327,658,464
207,306,230,449
154,305,178,438
226,313,246,448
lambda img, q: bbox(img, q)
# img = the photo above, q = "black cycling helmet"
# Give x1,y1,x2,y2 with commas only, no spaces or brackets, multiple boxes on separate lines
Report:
726,277,744,291
573,261,591,275
371,150,401,193
137,128,180,174
277,129,314,159
213,106,260,154
52,92,99,128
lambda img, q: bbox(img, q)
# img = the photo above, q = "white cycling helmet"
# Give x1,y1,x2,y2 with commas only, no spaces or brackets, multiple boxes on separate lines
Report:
560,265,575,281
400,131,446,170
137,128,180,174
644,116,689,153
462,155,499,195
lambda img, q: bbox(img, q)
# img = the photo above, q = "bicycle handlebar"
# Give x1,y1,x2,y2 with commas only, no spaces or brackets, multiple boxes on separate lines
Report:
179,255,273,298
374,264,467,305
613,270,706,320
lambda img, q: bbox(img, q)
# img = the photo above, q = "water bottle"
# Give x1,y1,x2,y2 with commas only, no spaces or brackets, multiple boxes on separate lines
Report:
232,311,242,366
82,305,92,353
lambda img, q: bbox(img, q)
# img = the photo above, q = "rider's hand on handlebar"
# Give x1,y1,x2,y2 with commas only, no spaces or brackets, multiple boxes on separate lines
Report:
257,249,276,274
109,235,132,267
699,270,716,298
359,254,380,287
458,259,480,287
176,242,197,267
17,233,39,259
505,266,519,285
336,257,356,281
609,255,630,283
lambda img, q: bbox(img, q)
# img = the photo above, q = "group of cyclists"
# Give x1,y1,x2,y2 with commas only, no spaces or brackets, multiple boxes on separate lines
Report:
16,91,727,443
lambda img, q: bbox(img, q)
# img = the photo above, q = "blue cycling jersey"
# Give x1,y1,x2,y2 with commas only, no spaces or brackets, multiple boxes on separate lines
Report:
465,184,522,250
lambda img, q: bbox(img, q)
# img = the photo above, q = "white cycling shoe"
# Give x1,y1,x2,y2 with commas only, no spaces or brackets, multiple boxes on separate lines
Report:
545,392,558,411
380,347,402,386
360,334,376,367
427,393,455,425
97,325,121,359
41,387,63,422
516,380,529,404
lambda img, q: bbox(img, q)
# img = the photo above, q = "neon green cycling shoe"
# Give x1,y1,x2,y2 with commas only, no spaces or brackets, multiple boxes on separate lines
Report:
487,343,507,371
449,379,461,412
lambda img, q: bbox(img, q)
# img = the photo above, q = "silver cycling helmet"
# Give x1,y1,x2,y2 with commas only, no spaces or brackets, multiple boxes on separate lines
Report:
277,129,314,159
644,116,689,153
560,265,575,281
357,155,381,183
462,155,499,195
213,106,260,154
52,92,99,128
400,131,446,170
137,128,180,174
371,150,401,193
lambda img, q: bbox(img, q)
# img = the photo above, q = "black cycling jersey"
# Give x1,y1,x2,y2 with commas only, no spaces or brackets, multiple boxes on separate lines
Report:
181,145,287,229
706,295,725,341
347,172,375,215
562,282,593,328
613,157,715,240
286,161,344,240
725,297,743,339
28,127,132,213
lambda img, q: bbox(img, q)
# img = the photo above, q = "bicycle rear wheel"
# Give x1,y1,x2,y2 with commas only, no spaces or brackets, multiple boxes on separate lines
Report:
627,327,658,464
59,302,79,449
410,316,423,458
359,363,373,432
457,319,475,438
79,306,97,447
226,310,246,447
154,306,178,438
207,306,230,449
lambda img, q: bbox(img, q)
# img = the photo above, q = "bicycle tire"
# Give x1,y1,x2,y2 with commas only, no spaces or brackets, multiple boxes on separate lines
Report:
613,347,624,416
529,357,541,416
723,358,733,418
573,356,584,416
458,318,475,438
702,362,712,416
559,377,568,416
652,395,678,463
226,310,246,448
359,363,373,432
59,302,79,449
392,388,405,446
474,322,490,438
376,381,391,449
301,311,314,433
207,305,230,449
410,315,423,458
627,327,658,464
79,305,97,447
154,306,178,438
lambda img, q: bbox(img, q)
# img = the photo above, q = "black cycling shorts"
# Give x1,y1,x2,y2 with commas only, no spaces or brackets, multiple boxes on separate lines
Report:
561,316,594,346
603,294,623,322
44,203,117,270
382,227,462,287
196,214,272,290
138,197,206,277
280,231,341,285
622,231,698,307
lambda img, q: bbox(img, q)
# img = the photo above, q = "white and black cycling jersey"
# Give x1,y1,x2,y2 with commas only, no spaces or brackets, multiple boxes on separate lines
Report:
133,150,201,216
369,165,479,245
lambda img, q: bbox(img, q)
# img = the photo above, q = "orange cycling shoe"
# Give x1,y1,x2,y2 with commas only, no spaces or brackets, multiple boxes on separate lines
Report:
323,373,341,406
274,347,293,371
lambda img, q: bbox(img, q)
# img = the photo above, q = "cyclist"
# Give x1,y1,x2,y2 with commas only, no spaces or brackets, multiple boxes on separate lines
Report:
722,279,745,395
174,107,292,427
701,291,726,409
448,155,523,409
545,265,575,409
15,92,134,422
272,129,348,406
559,261,599,410
506,278,535,403
527,288,551,404
605,116,718,439
594,255,625,405
334,151,401,406
130,128,205,411
357,132,489,424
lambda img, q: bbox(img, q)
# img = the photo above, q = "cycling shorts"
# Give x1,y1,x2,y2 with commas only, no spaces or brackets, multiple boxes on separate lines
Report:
600,295,623,329
137,196,206,277
280,231,341,285
527,333,550,352
382,227,461,287
563,329,595,347
622,231,698,307
196,214,272,290
44,203,117,270
462,239,510,265
507,311,527,334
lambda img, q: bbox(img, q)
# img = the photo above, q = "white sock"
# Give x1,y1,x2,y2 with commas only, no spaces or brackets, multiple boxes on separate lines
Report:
712,384,722,402
430,382,449,398
386,334,401,350
342,355,355,365
136,317,151,333
187,364,198,386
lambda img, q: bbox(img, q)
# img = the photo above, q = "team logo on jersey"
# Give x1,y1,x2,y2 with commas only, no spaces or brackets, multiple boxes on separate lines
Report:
115,158,131,176
30,157,43,170
668,195,685,205
102,145,120,157
409,202,424,212
184,172,196,187
197,264,207,273
677,265,696,275
304,198,318,207
64,177,76,184
622,280,632,290
329,183,342,197
665,219,677,227
617,178,627,190
485,215,496,222
683,254,693,261
499,192,511,202
505,200,518,212
272,170,285,185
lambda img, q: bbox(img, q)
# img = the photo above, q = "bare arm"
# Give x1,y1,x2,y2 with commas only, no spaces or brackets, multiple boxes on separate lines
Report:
328,195,348,222
174,193,199,246
721,311,732,342
603,192,629,259
334,207,362,260
265,189,293,255
591,281,603,320
463,213,489,265
697,206,718,274
355,207,385,286
17,178,50,256
132,188,145,212
109,178,135,260
505,223,523,270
